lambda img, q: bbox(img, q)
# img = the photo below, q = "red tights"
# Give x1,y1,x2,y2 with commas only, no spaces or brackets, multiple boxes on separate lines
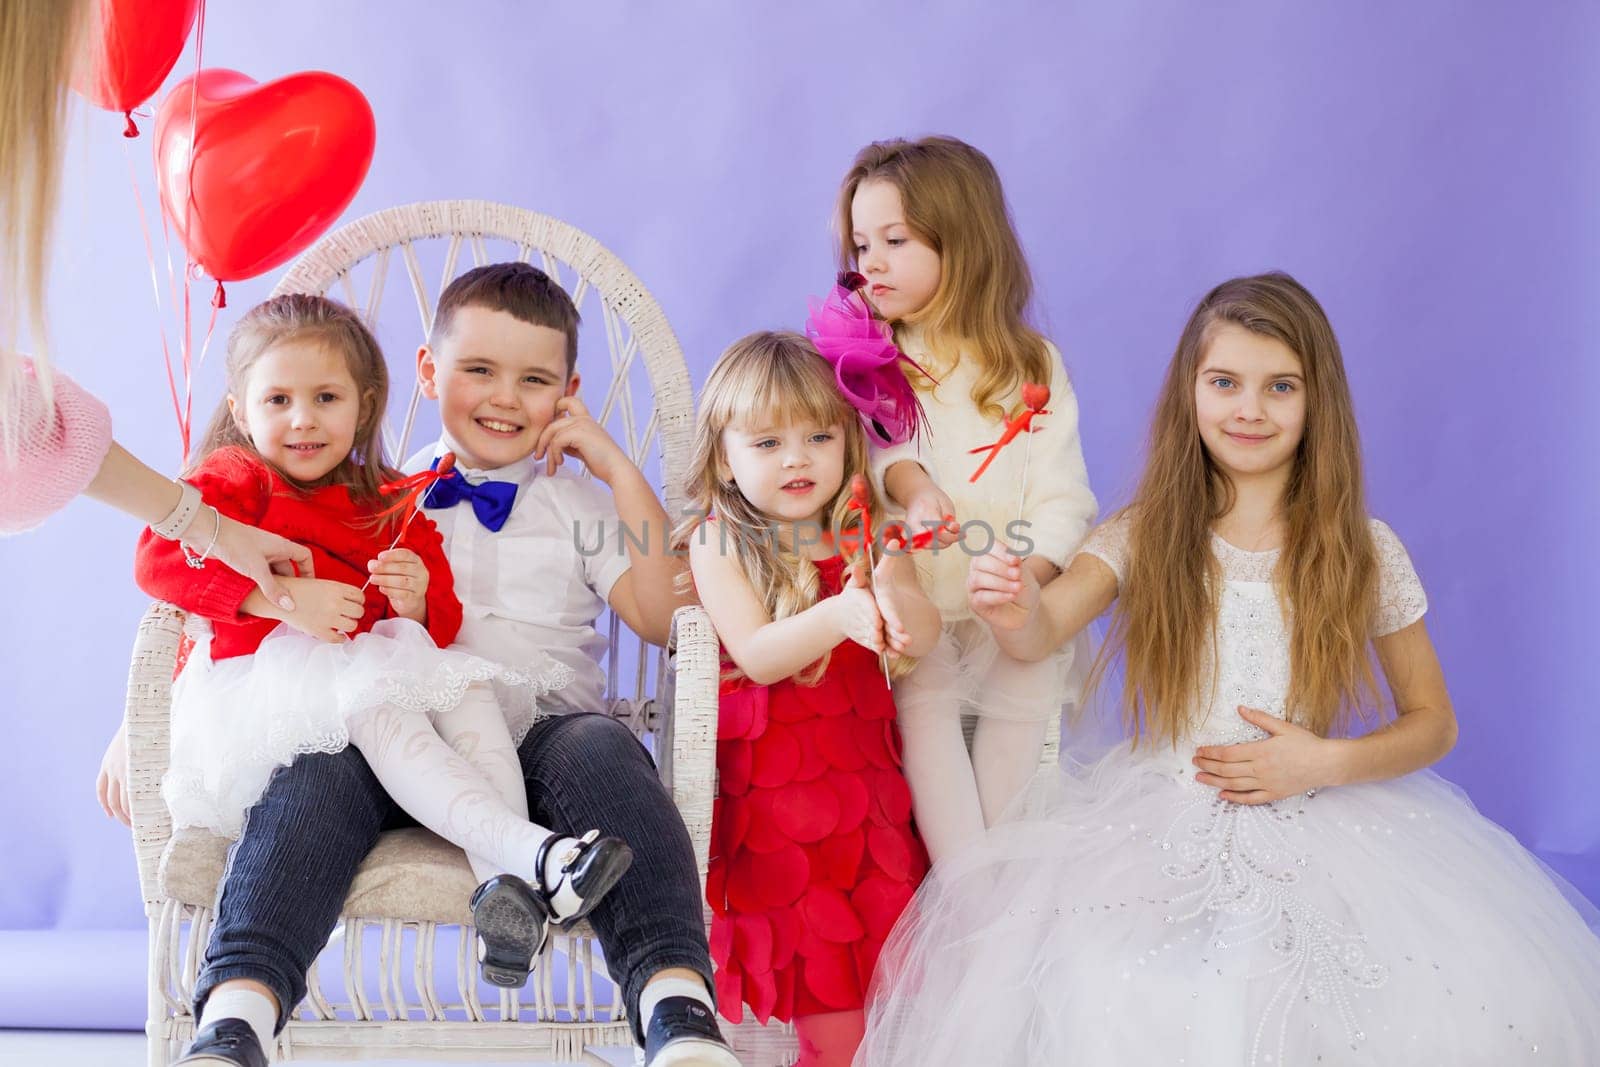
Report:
794,1009,866,1067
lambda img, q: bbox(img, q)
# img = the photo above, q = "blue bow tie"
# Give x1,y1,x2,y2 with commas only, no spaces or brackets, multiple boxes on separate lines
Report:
422,463,518,532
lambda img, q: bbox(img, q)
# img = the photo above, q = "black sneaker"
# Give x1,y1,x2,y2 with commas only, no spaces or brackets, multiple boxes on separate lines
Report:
643,995,741,1066
536,829,634,925
175,1018,269,1066
470,873,551,989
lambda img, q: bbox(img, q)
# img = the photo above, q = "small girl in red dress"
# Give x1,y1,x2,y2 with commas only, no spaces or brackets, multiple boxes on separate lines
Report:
677,331,941,1065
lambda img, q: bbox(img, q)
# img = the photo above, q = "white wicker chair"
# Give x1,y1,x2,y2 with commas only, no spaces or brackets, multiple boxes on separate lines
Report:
120,200,799,1065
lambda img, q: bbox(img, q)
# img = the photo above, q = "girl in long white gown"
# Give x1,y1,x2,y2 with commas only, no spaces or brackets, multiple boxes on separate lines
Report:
855,272,1600,1066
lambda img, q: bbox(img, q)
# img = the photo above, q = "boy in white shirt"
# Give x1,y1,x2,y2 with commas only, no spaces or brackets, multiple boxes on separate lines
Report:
404,263,735,1066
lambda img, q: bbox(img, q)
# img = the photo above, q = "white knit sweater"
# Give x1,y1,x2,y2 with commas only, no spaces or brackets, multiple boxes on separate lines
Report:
871,327,1098,619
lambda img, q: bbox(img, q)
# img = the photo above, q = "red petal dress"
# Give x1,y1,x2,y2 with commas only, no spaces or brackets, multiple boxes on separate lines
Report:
707,554,931,1025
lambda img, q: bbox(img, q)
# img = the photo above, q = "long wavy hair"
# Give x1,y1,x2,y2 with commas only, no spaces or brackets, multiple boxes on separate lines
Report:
672,331,909,684
1104,272,1380,746
0,0,89,455
835,135,1050,422
191,294,400,515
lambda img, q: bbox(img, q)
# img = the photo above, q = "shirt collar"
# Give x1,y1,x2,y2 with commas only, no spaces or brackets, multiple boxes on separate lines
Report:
434,433,541,491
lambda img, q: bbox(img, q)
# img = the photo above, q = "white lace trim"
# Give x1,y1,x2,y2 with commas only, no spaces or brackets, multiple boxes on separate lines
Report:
344,655,574,744
1076,515,1428,636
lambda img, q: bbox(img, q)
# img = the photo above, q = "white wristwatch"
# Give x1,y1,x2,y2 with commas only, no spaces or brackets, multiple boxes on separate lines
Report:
150,480,203,540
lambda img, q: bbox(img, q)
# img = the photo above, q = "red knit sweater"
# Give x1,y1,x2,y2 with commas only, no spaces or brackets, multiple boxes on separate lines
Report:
135,446,463,661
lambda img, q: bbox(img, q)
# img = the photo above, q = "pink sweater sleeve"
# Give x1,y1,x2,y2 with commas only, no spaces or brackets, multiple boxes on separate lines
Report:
0,358,114,534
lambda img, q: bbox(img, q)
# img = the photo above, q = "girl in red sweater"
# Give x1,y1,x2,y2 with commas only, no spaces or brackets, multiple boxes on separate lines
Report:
136,295,631,947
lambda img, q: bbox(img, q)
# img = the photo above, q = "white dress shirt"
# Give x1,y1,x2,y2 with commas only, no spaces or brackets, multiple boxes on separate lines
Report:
406,436,631,714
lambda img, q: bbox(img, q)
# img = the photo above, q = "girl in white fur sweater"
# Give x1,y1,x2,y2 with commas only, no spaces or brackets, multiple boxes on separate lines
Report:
834,136,1098,862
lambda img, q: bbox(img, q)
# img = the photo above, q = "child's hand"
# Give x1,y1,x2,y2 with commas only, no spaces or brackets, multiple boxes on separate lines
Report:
95,723,131,828
279,576,366,642
872,540,916,655
368,548,429,623
904,485,960,550
834,559,886,654
967,546,1040,631
534,395,630,483
1193,708,1338,804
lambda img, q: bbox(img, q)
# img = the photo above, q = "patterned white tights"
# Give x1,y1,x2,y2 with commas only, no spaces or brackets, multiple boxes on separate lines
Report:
346,682,552,885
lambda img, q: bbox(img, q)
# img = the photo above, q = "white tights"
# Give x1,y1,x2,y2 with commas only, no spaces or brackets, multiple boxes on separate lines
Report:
345,682,556,885
893,620,1068,864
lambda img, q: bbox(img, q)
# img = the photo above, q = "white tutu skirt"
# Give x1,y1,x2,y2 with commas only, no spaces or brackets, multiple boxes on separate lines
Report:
896,618,1090,723
164,618,572,837
858,745,1600,1066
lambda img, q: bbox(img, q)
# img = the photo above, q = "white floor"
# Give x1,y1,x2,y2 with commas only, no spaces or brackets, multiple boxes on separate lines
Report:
0,1030,635,1066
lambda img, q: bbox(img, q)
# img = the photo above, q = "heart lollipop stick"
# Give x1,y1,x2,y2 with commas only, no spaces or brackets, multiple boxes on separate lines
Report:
360,453,456,592
845,474,893,688
1013,384,1051,543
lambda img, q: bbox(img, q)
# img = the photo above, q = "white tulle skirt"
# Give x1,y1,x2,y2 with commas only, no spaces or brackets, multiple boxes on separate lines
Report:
163,618,571,837
896,618,1091,723
857,745,1600,1066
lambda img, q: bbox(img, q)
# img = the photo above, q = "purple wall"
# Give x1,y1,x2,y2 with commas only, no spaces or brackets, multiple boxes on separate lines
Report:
1,0,1594,1027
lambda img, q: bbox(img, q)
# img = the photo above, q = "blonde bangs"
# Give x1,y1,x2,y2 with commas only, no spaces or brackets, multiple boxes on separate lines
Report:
673,331,910,686
709,349,852,441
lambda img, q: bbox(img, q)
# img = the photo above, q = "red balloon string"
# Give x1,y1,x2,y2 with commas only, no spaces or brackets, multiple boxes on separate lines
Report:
180,256,193,462
123,134,188,467
173,0,206,465
185,296,225,462
105,1,208,464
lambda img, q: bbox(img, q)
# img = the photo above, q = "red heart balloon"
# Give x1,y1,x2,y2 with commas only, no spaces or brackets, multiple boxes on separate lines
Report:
73,0,200,116
154,68,376,281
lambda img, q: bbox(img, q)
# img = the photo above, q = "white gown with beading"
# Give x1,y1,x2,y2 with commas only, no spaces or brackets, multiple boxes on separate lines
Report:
856,518,1600,1066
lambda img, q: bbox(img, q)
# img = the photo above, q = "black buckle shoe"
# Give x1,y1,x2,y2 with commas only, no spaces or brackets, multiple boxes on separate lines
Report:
535,829,634,926
175,1018,269,1067
643,996,741,1066
470,873,551,989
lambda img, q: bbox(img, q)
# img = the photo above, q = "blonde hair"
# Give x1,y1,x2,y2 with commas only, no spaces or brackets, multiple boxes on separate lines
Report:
192,294,401,510
0,0,89,453
1099,272,1380,747
835,135,1050,422
672,331,909,684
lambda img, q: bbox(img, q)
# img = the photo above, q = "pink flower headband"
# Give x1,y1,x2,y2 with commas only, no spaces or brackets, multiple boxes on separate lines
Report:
804,272,937,448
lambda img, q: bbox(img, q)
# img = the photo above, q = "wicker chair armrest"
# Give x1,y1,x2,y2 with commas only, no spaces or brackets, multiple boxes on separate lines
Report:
125,601,185,906
662,604,719,880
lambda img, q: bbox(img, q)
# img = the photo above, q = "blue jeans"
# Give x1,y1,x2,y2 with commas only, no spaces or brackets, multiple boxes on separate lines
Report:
194,713,713,1044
